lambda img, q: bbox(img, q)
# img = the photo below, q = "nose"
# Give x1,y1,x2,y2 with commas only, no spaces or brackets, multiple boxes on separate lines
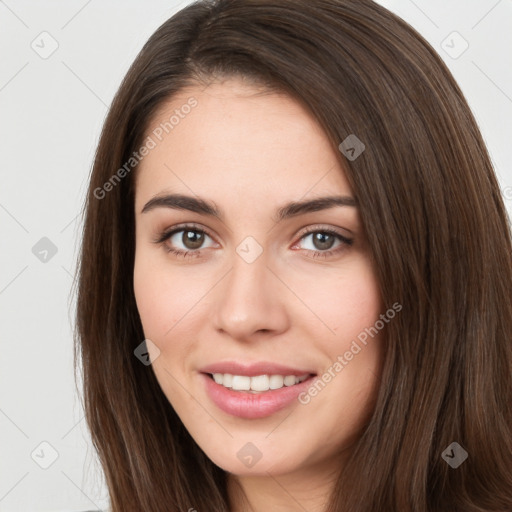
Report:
211,248,290,341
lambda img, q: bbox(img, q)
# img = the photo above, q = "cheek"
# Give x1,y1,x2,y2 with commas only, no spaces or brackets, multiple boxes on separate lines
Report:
133,250,215,364
291,259,382,339
133,251,185,340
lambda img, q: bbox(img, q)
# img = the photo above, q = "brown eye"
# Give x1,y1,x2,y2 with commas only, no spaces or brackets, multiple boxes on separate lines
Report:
293,227,353,259
311,232,336,250
154,225,216,257
182,230,204,249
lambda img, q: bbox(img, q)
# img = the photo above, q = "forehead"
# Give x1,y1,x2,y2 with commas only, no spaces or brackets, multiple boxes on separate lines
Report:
135,79,352,209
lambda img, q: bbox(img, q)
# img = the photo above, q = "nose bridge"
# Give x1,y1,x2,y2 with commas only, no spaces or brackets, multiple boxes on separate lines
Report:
212,243,288,339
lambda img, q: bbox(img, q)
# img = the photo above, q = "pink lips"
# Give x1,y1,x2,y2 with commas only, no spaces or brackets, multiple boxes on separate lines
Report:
199,361,317,419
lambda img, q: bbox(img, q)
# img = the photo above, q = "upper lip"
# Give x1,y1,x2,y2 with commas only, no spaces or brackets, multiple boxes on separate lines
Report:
199,361,316,377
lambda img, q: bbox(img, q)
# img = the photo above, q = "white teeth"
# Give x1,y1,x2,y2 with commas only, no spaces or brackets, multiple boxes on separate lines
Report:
232,375,251,390
250,375,269,391
223,373,233,388
269,375,284,389
283,375,296,386
211,373,309,392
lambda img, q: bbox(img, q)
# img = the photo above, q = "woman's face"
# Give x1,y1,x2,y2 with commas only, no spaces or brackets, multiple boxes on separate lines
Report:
133,78,385,479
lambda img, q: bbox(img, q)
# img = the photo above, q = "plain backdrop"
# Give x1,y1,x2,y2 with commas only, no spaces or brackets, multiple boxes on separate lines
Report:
1,1,511,510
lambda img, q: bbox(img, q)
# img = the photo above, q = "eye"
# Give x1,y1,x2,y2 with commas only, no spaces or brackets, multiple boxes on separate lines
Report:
153,223,216,257
292,226,353,259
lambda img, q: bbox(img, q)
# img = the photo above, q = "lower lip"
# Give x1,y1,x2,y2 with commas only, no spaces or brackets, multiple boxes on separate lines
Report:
201,373,316,419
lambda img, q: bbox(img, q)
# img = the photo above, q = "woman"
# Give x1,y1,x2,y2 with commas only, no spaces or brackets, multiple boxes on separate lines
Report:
74,0,512,510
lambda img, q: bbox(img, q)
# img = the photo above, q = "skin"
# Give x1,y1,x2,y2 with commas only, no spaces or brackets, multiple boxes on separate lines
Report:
133,78,385,512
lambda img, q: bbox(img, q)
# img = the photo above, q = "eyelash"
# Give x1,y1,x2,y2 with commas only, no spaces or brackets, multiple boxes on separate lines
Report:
153,223,353,260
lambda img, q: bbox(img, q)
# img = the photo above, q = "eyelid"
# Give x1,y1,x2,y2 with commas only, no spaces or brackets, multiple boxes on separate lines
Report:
293,224,353,245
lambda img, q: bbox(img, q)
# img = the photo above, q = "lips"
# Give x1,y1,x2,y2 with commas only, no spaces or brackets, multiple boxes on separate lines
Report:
201,372,316,419
199,361,317,419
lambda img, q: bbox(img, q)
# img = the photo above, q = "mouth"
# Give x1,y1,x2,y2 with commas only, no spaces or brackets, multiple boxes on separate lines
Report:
200,370,318,419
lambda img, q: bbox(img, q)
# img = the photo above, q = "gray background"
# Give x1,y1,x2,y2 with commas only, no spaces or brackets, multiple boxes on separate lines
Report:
1,1,511,510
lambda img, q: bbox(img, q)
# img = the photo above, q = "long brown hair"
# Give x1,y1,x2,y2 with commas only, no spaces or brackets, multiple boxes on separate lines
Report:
74,0,512,510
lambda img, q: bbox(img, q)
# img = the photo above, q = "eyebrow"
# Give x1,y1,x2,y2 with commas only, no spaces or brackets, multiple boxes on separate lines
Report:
141,193,357,222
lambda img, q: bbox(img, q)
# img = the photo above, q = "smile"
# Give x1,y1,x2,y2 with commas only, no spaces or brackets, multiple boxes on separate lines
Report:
201,372,317,419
